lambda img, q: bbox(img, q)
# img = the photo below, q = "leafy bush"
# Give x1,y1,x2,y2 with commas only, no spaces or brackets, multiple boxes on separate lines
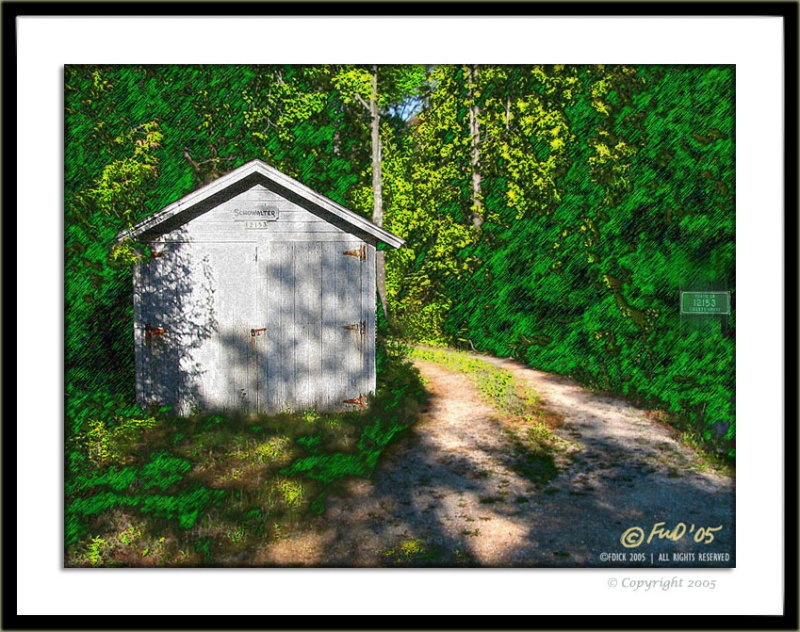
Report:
65,451,224,546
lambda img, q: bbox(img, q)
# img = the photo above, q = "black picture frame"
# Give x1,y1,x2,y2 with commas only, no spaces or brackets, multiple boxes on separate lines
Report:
3,1,797,629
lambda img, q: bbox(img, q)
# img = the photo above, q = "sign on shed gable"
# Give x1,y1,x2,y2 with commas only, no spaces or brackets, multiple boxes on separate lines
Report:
119,160,404,415
154,182,353,243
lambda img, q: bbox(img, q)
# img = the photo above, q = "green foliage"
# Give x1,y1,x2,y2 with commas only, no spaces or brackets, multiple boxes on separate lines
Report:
410,346,519,412
65,451,224,546
282,452,372,485
86,537,109,567
74,415,158,467
281,342,427,495
415,65,735,458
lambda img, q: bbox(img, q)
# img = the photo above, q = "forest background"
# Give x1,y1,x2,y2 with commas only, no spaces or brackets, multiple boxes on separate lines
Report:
64,63,735,501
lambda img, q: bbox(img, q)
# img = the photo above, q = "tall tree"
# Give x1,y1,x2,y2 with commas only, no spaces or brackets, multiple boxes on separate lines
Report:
385,65,477,340
330,65,388,317
331,64,427,321
467,64,483,230
369,66,388,319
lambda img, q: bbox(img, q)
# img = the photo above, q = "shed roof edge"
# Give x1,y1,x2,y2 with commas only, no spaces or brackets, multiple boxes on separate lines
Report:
114,160,405,249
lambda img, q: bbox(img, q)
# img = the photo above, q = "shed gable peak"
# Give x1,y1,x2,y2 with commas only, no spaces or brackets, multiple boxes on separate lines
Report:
115,159,404,248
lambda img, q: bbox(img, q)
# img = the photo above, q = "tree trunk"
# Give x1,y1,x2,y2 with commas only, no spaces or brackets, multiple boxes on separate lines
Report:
467,64,483,230
370,65,389,320
333,126,341,157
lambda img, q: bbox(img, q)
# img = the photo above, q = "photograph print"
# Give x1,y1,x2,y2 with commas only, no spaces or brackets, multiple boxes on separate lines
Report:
64,63,735,568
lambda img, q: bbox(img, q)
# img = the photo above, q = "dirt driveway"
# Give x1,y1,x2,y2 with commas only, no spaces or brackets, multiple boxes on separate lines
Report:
263,352,735,567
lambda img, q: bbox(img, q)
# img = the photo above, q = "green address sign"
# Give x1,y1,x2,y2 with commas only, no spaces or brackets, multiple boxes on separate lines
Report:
680,291,731,315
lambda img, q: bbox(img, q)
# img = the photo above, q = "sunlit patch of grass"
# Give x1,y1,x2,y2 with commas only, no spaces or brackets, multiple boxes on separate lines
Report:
218,435,296,470
378,537,438,566
411,345,577,486
410,347,520,413
253,436,292,461
273,478,305,507
678,431,735,477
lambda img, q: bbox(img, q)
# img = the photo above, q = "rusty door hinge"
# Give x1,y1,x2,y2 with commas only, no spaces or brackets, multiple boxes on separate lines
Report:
343,245,366,261
343,320,366,337
251,328,267,337
145,323,166,345
343,393,366,408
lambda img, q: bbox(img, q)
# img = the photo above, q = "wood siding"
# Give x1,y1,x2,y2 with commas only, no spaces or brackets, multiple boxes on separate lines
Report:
134,181,378,414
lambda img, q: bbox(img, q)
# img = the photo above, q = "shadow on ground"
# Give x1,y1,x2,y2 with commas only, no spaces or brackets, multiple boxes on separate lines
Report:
260,358,735,568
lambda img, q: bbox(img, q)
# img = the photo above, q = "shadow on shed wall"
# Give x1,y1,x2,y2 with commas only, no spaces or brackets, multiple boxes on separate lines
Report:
137,235,366,415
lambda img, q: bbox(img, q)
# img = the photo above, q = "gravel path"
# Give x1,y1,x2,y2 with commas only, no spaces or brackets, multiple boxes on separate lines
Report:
262,353,734,567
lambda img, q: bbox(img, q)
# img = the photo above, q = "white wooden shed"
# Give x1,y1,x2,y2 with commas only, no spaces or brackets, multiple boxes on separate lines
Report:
116,159,404,415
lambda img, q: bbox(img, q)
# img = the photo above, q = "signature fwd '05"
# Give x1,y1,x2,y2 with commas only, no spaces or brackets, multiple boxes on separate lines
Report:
620,522,723,548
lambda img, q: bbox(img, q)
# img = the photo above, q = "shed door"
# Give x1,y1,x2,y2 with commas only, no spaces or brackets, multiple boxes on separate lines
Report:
321,241,367,409
138,242,258,413
138,242,186,409
194,243,259,411
256,241,365,411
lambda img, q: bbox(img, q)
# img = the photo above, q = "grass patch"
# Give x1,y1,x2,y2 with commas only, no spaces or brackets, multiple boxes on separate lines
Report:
410,346,563,428
377,538,438,566
65,343,427,567
678,431,735,477
478,496,502,505
410,347,525,414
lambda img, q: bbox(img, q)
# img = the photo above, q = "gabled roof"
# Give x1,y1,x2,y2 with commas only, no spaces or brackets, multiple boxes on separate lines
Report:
114,159,405,249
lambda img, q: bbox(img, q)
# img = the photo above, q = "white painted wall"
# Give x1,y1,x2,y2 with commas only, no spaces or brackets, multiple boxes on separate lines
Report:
135,182,377,414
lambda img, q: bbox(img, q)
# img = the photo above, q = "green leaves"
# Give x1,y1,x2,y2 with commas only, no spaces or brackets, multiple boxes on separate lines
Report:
331,66,374,109
65,450,223,546
409,64,735,457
